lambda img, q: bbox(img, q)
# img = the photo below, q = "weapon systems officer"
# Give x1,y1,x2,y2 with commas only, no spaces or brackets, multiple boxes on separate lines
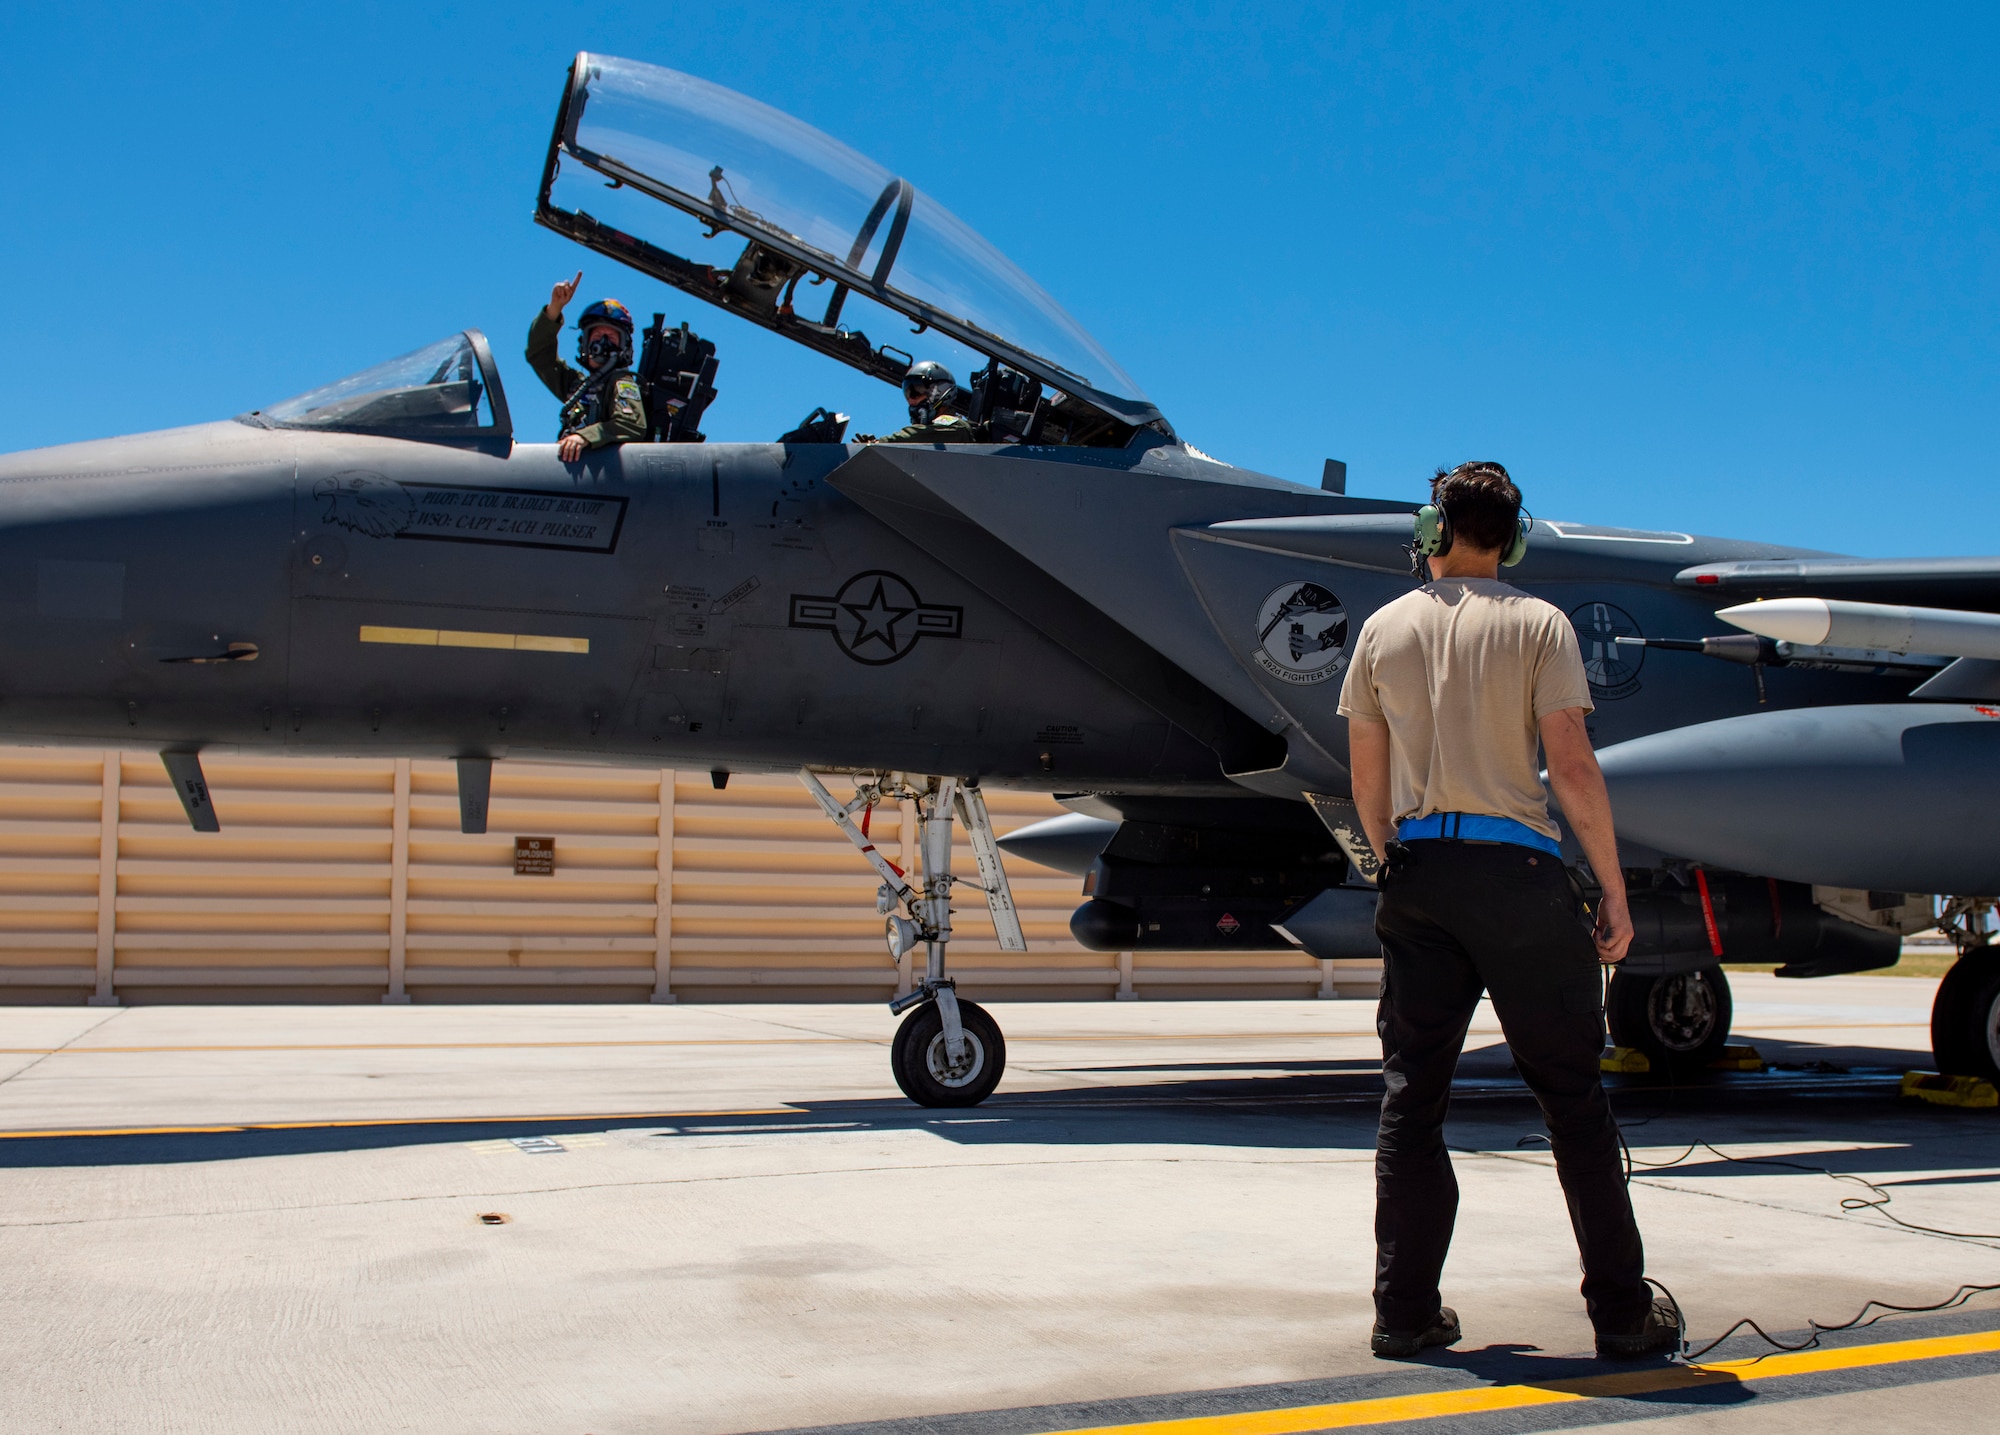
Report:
1338,460,1679,1362
858,361,981,444
528,272,648,461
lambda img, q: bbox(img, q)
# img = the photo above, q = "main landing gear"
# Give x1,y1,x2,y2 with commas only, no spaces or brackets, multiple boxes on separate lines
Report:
800,771,1026,1107
1606,965,1734,1071
1931,899,2000,1082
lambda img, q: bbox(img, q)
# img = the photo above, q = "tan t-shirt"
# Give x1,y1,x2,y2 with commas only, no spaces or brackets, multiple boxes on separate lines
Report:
1336,579,1592,842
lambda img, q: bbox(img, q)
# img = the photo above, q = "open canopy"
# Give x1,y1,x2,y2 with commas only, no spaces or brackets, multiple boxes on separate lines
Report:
536,54,1165,443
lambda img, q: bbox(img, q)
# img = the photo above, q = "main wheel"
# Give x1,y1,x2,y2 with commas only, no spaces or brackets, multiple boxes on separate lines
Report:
1931,954,2000,1080
891,998,1006,1107
1607,966,1732,1071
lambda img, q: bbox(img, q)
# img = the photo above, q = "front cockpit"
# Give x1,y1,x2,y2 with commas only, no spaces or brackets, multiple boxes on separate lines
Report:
242,331,512,445
535,53,1171,449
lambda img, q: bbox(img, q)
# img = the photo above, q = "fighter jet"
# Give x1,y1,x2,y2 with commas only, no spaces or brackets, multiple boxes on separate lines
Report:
0,52,1992,1104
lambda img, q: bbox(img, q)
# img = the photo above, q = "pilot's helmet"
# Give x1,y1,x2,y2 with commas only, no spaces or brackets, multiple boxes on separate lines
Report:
577,299,636,368
903,360,956,411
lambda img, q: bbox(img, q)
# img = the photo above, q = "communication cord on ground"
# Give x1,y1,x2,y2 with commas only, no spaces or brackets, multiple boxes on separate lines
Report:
1509,1113,2000,1362
1625,1137,2000,1360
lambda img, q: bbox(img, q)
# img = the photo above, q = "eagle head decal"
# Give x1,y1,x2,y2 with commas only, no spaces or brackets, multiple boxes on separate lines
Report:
314,472,416,539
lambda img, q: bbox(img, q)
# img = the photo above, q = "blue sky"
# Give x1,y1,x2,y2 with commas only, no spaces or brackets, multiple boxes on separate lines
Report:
1,3,1992,554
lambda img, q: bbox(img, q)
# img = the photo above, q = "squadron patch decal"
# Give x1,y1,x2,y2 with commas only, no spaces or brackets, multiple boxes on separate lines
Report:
1571,600,1645,700
1253,581,1350,685
789,571,962,666
313,472,628,553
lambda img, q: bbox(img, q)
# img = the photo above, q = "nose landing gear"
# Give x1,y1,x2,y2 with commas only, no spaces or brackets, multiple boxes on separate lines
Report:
801,770,1025,1106
890,995,1006,1106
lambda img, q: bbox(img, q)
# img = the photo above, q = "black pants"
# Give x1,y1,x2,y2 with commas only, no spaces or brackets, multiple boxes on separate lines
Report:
1372,839,1649,1334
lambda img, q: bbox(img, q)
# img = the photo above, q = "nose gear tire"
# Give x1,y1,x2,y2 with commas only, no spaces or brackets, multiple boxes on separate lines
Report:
891,998,1006,1107
1931,953,2000,1082
1607,966,1732,1071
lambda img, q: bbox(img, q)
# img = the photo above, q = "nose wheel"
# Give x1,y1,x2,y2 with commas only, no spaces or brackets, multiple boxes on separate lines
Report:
891,997,1007,1107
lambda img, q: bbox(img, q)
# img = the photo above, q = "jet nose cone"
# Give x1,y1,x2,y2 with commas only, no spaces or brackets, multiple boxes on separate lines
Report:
0,420,288,486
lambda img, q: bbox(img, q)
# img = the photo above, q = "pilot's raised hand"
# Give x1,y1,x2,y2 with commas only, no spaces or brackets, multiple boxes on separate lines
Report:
546,271,583,321
558,433,587,462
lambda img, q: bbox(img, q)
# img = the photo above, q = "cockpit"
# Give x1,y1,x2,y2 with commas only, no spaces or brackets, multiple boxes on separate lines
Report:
244,56,1171,453
535,53,1171,449
244,331,511,442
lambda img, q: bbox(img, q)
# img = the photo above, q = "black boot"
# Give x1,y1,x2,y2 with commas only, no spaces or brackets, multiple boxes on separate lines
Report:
1371,1306,1462,1359
1596,1298,1682,1360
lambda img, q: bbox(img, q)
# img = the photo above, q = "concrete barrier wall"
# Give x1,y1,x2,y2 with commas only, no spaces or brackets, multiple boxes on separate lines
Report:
0,749,1381,1004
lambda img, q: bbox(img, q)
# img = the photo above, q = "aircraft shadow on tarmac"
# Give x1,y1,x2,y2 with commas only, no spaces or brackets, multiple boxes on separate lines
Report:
4,1034,1995,1177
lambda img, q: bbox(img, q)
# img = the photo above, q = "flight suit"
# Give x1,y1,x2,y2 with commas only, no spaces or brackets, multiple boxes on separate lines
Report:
526,309,648,449
879,412,979,444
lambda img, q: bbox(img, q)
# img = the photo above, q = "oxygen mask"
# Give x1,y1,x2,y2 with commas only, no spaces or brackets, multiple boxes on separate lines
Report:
581,332,627,369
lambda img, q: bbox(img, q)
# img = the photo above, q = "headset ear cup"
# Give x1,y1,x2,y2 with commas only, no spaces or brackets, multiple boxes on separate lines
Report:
1414,505,1452,557
1501,514,1531,567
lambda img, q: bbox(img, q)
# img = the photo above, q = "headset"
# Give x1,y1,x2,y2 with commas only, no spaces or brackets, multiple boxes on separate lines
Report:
1413,503,1533,567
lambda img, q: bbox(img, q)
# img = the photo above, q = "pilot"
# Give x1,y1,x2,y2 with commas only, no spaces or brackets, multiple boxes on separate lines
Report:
866,361,980,444
527,272,648,461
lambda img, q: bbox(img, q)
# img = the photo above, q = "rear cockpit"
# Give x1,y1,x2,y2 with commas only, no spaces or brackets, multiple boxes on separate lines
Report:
535,53,1171,449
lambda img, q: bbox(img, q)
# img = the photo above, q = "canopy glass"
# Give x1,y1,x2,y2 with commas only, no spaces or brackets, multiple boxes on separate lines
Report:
248,332,510,440
542,54,1160,434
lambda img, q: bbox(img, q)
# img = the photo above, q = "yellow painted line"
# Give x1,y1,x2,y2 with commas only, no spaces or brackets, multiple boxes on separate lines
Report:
1039,1327,2000,1435
0,1033,1387,1056
0,1025,1922,1058
0,1039,860,1054
1064,1383,1589,1434
1735,1020,1930,1029
0,1107,798,1141
1007,1033,1377,1042
0,1031,1904,1055
358,625,588,654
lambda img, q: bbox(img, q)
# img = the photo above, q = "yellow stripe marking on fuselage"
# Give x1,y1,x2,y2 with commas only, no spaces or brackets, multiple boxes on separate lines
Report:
359,625,588,654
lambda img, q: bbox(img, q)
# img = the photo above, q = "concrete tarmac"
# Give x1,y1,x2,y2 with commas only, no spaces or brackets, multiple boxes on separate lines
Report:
2,974,1998,1433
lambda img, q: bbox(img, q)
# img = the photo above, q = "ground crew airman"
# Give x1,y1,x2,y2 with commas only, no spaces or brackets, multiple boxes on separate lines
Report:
1340,460,1679,1363
867,361,980,444
528,272,647,461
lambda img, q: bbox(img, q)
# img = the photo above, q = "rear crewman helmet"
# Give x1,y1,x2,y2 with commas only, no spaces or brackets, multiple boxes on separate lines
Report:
902,360,957,416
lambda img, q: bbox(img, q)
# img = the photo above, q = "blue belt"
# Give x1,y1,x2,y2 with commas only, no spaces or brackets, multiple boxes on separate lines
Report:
1396,811,1563,858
